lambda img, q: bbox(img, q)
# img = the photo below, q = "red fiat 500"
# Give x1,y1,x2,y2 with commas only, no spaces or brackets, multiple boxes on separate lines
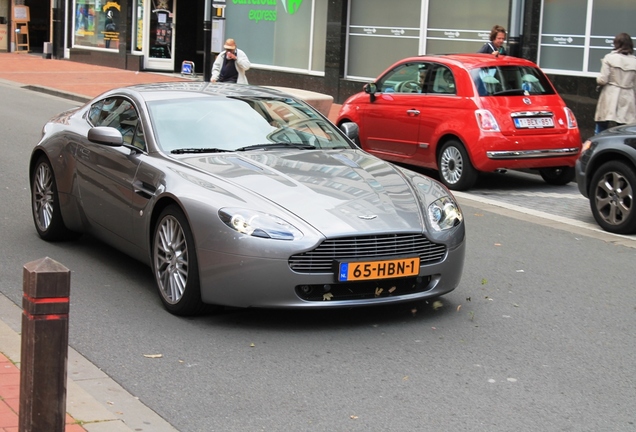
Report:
336,54,581,191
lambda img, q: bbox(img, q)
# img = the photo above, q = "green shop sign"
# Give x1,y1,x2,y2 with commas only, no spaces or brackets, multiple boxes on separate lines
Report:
232,0,303,23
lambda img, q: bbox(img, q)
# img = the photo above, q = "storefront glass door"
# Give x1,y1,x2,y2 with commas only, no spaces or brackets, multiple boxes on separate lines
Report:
144,0,176,71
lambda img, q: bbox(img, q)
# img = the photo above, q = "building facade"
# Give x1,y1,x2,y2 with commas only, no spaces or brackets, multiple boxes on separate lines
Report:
4,0,636,138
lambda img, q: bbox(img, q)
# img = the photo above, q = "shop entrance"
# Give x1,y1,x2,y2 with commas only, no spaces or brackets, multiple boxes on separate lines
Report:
144,0,175,71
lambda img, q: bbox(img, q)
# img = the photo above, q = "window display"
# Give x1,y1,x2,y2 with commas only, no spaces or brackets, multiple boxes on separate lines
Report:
225,0,326,73
539,0,636,74
73,0,121,50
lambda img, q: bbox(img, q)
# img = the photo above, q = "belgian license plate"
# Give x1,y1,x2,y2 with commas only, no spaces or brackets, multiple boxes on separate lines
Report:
338,257,420,282
514,117,554,128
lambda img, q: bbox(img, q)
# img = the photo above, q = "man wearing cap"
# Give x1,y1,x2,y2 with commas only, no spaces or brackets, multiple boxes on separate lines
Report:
211,38,251,84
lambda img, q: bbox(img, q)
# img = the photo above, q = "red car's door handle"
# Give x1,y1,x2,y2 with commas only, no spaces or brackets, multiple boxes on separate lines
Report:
406,109,420,116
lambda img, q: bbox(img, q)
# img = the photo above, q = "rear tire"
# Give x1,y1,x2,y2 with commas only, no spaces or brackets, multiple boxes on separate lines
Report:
437,140,478,191
588,160,636,234
31,155,75,241
539,166,575,185
153,205,207,316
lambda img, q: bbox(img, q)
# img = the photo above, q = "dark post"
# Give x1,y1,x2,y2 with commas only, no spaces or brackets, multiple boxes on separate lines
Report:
507,0,524,57
203,0,212,82
52,0,64,59
19,257,71,432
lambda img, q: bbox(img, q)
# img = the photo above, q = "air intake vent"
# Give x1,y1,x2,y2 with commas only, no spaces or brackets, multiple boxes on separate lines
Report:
289,234,446,273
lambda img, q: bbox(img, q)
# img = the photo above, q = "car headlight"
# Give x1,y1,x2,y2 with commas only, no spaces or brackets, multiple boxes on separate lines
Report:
219,208,303,240
427,196,463,231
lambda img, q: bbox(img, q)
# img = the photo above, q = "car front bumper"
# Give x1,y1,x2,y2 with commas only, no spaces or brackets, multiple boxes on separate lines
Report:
196,238,466,309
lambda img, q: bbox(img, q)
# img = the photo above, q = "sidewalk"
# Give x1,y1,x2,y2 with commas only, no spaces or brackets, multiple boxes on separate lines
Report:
0,52,342,121
0,51,342,432
0,294,178,432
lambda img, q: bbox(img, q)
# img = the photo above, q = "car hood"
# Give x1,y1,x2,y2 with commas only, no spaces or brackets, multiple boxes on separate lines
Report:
178,149,431,236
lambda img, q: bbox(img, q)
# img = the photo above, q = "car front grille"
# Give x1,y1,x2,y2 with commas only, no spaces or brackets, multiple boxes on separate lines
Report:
289,234,446,273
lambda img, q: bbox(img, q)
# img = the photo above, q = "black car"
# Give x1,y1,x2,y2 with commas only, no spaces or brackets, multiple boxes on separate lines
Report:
575,124,636,234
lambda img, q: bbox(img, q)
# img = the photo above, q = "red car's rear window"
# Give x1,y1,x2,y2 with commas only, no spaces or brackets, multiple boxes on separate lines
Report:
470,66,556,97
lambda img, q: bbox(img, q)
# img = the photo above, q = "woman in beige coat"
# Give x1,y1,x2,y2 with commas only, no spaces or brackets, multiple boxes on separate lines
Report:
594,33,636,133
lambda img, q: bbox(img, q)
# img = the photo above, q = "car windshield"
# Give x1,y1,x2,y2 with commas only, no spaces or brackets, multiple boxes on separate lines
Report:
147,96,353,153
470,66,555,96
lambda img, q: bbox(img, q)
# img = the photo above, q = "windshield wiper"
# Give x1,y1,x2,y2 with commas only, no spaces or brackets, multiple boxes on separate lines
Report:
235,143,316,151
491,89,527,96
171,148,232,154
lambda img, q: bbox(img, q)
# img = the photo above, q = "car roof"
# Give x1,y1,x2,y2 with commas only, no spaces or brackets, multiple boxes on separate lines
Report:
105,82,295,102
398,53,540,70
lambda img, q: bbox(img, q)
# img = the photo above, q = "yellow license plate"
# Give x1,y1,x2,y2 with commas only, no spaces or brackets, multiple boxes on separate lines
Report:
338,257,420,282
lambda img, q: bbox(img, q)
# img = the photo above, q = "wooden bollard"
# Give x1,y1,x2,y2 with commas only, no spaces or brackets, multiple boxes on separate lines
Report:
19,257,70,432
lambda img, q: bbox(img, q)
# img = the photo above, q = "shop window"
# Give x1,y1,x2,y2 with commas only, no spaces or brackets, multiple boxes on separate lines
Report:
345,0,508,80
346,0,421,80
224,0,327,74
425,0,508,56
73,0,121,50
539,0,636,75
132,0,144,53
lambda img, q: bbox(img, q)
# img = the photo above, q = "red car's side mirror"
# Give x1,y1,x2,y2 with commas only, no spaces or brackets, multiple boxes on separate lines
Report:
364,83,377,102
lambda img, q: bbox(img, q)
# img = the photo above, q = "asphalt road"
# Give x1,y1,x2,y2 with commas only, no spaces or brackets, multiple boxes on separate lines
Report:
1,82,635,431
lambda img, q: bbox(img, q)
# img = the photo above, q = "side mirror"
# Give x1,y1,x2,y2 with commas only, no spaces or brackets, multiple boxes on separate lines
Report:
339,122,359,142
363,83,377,102
88,126,123,146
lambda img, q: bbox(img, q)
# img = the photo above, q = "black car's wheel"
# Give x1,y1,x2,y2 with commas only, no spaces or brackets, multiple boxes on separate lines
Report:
31,155,75,241
153,205,206,316
438,140,478,191
539,166,575,185
588,160,636,234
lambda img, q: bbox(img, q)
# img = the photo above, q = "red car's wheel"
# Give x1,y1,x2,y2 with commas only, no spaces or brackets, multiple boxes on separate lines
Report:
437,140,478,191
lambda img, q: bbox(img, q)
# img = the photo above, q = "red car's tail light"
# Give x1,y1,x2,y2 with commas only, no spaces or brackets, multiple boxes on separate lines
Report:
564,107,578,129
475,109,500,132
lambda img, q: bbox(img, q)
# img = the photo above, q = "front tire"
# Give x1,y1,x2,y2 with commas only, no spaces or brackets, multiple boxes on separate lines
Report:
153,205,206,316
31,155,75,241
437,140,478,191
588,160,636,234
539,166,575,185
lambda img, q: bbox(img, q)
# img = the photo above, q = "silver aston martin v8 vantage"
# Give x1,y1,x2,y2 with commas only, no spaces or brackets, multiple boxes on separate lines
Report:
30,82,465,316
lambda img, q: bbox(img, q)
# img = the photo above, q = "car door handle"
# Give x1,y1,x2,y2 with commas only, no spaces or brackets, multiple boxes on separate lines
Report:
406,109,420,116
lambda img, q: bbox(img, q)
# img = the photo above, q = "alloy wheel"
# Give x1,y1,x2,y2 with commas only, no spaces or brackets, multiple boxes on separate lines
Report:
33,162,55,232
440,145,464,184
154,215,189,305
594,171,633,227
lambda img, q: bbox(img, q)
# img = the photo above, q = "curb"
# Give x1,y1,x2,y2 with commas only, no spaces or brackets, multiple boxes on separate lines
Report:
22,85,92,103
